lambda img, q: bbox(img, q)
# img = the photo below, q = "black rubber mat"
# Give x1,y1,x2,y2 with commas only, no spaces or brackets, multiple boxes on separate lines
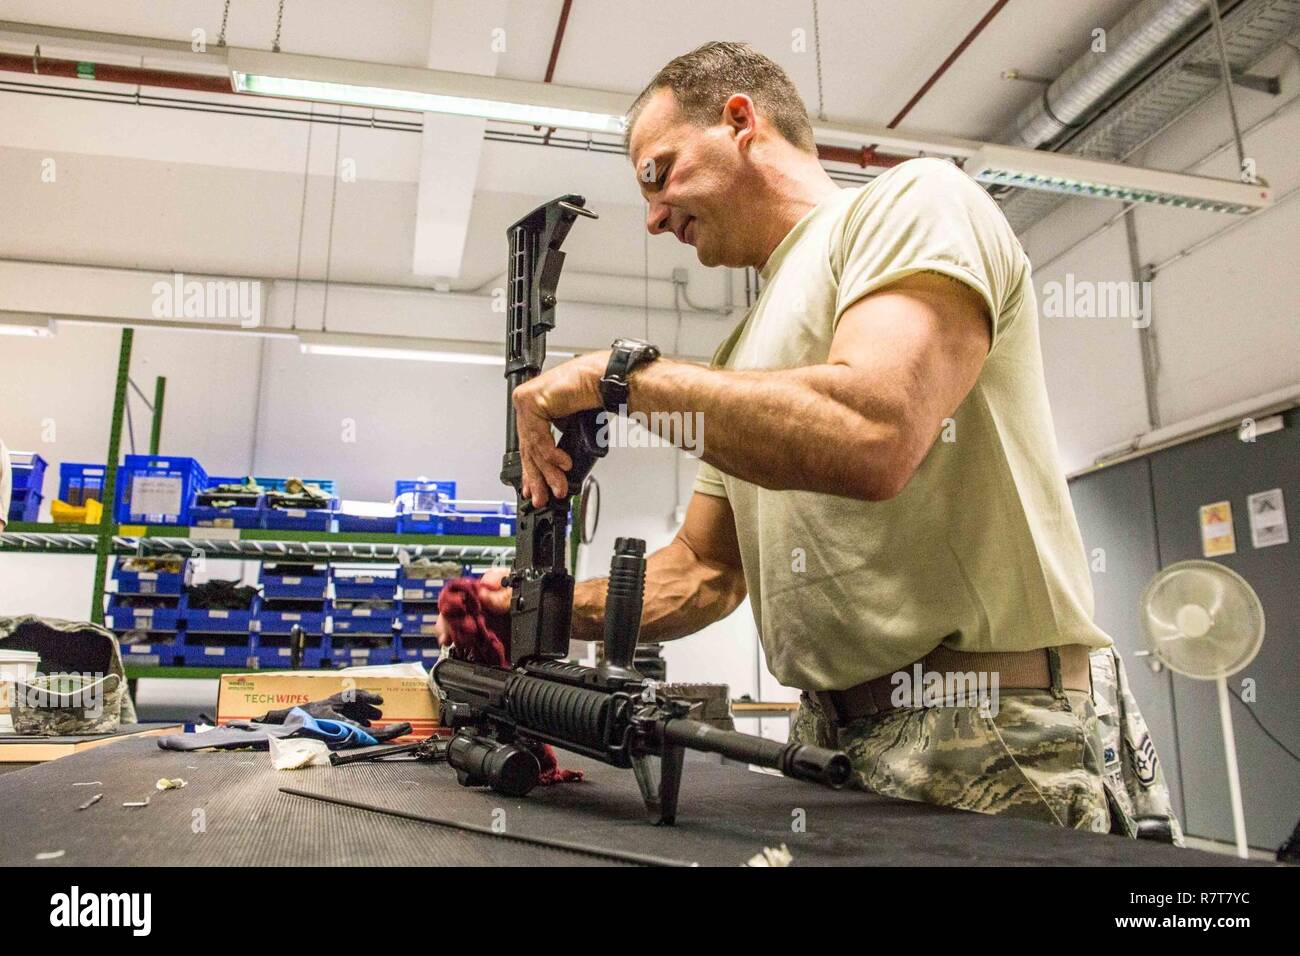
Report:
0,737,1250,866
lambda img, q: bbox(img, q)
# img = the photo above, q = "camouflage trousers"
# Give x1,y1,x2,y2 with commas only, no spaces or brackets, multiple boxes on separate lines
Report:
792,686,1113,832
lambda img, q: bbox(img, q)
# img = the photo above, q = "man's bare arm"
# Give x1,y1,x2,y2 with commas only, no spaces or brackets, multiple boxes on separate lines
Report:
630,272,990,501
570,491,746,643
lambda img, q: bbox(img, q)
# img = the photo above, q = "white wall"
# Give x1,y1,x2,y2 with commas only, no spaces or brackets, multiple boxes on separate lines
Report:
1023,43,1300,472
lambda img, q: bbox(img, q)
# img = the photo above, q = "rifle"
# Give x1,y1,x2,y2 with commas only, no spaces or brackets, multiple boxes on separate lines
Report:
431,196,851,825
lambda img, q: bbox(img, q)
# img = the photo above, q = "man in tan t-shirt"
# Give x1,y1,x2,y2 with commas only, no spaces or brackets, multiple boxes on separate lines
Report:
493,42,1179,834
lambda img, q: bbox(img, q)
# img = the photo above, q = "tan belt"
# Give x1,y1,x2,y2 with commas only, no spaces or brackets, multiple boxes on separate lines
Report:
810,644,1093,726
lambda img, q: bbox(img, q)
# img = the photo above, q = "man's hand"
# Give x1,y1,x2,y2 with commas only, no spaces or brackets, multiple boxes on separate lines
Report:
513,350,609,508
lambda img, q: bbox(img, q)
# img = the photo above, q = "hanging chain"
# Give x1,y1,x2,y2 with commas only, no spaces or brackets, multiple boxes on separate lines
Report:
273,0,286,52
812,0,827,121
216,0,230,47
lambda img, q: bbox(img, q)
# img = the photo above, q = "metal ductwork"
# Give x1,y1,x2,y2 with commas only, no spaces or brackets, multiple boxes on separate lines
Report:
997,0,1300,232
1002,0,1209,150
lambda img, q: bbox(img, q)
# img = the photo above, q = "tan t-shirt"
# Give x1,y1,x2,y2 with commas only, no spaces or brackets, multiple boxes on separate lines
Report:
695,158,1110,691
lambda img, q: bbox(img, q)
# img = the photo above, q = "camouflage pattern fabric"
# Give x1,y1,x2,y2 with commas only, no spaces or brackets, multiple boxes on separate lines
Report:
792,685,1112,832
0,615,136,734
1090,647,1185,845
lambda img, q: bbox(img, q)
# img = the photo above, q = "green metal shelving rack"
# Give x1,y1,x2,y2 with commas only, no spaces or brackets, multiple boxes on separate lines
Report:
1,327,523,679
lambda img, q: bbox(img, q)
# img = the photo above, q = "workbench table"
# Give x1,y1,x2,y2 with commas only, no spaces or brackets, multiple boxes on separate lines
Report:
0,736,1250,867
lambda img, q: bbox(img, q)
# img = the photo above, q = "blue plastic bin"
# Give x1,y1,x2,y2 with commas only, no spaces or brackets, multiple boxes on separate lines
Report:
260,477,338,530
256,602,330,635
118,637,183,668
191,476,264,529
437,499,517,536
251,631,329,669
396,510,441,535
115,455,207,525
394,479,456,513
181,631,254,667
112,558,188,596
333,568,398,601
335,511,399,534
58,462,107,507
7,489,41,523
183,595,258,634
329,643,396,666
9,452,47,494
106,597,183,632
332,602,399,635
260,564,329,600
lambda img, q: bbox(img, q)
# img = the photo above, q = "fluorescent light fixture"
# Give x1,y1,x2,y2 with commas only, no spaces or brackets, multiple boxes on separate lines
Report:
967,144,1272,214
0,312,54,337
228,48,628,136
298,331,575,366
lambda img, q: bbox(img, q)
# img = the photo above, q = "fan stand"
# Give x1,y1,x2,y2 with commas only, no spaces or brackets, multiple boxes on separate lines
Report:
1215,675,1250,859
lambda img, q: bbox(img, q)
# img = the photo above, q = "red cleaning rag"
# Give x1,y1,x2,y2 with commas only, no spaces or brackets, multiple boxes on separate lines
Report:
437,576,582,785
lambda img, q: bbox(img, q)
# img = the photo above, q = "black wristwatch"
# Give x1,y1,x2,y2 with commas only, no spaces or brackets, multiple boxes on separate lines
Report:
599,338,661,412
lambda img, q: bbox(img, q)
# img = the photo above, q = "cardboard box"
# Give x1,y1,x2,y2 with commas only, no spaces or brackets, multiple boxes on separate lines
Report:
216,666,438,742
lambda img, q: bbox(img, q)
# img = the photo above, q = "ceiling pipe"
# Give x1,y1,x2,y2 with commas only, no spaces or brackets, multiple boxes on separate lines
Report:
540,0,573,146
816,143,912,169
1001,0,1212,149
887,0,1012,129
0,50,228,93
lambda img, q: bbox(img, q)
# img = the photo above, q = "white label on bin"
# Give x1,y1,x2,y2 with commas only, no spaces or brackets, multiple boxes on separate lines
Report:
198,527,240,541
286,509,307,518
279,648,290,657
353,609,371,617
422,649,438,657
132,610,154,620
357,576,374,584
209,610,229,619
282,613,300,621
130,475,183,518
350,649,368,657
129,655,161,666
203,647,223,656
463,515,481,523
499,522,511,536
129,645,153,654
140,582,157,595
139,572,158,581
283,577,301,585
214,517,234,529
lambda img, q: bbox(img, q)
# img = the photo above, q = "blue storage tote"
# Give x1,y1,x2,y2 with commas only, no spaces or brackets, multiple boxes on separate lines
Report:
112,558,189,596
251,631,329,669
191,475,264,529
9,452,47,494
119,637,183,668
181,632,254,667
332,601,399,635
398,574,447,602
396,509,441,535
260,477,337,530
256,601,330,634
183,596,258,634
7,489,41,523
115,455,207,525
106,597,182,633
437,499,516,536
58,462,107,507
394,479,456,513
329,643,396,666
260,563,329,600
333,568,397,601
336,510,399,534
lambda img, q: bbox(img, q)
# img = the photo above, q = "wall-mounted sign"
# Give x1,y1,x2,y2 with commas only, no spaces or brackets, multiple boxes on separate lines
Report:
1247,488,1289,549
1199,500,1236,557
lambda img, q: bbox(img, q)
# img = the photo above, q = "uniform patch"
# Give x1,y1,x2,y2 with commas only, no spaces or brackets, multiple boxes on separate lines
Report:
1129,732,1159,788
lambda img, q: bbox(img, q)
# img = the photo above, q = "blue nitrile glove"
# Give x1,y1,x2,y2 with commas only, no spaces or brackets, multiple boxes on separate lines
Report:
284,707,379,749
